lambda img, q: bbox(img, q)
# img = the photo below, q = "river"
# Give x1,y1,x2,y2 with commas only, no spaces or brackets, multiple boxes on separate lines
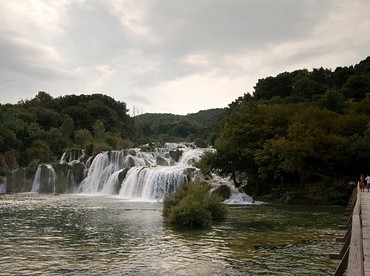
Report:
0,193,342,275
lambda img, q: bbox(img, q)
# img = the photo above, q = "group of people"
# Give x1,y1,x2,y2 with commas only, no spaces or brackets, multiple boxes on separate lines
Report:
359,174,370,192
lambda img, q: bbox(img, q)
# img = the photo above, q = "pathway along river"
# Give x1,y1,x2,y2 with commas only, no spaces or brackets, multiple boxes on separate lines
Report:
0,193,342,275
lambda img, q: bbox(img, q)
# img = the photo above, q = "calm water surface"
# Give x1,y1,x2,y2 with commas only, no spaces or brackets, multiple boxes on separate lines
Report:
0,193,343,275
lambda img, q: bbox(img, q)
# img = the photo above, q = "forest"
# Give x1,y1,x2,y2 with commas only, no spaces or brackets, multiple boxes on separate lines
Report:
1,56,370,203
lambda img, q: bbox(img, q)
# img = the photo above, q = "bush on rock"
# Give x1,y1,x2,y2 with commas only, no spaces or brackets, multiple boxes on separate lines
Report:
163,181,227,227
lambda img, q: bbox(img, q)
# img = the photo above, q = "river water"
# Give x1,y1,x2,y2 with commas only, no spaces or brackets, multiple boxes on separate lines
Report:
0,193,342,275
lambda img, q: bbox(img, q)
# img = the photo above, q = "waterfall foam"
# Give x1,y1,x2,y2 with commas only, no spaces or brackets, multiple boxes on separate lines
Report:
79,144,205,200
26,143,256,204
119,166,195,200
60,149,85,164
48,142,255,204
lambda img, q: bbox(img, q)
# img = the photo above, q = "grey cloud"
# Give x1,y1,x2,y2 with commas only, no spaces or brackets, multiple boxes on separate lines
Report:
61,0,132,66
144,0,329,54
125,0,330,86
0,0,368,112
0,31,70,81
127,94,151,104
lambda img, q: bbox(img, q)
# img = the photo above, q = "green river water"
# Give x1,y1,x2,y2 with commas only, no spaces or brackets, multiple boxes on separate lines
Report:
0,193,343,275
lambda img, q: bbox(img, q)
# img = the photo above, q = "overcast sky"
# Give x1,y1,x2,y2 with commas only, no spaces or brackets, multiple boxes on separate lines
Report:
0,0,369,115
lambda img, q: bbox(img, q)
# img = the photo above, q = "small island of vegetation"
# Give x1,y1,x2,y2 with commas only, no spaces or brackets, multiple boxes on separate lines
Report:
163,181,227,227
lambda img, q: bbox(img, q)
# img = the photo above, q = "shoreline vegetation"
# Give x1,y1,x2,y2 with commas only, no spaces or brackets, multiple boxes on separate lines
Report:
1,56,370,204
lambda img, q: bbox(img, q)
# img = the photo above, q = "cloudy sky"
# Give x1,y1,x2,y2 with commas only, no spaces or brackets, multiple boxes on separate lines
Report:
0,0,369,115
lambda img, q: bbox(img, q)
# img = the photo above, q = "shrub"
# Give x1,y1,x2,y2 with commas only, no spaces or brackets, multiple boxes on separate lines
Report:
163,181,227,227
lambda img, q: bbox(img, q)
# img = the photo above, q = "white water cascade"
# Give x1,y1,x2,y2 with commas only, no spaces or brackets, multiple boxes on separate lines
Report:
60,149,85,164
79,143,205,200
0,181,6,194
31,164,57,193
119,166,195,200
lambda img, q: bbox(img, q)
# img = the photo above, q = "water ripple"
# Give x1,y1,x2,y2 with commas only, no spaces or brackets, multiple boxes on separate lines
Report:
0,194,343,275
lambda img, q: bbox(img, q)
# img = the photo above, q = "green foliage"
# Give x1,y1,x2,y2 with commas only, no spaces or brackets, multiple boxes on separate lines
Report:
208,56,370,202
319,89,346,112
134,109,225,145
163,181,227,227
193,150,217,177
74,129,93,148
0,93,133,167
26,140,51,163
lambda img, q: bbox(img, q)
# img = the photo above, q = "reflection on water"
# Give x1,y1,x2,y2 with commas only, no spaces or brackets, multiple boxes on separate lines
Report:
0,194,342,275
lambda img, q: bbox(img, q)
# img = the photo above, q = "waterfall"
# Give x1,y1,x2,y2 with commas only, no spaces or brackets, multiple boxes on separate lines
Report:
0,173,6,193
76,143,257,204
119,166,195,200
31,164,57,193
60,149,85,164
79,144,205,200
0,183,5,193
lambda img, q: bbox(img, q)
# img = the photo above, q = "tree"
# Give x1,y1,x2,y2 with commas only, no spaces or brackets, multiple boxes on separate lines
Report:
74,129,93,147
319,89,345,113
59,114,74,141
26,140,51,163
92,120,106,139
34,91,53,104
342,74,370,101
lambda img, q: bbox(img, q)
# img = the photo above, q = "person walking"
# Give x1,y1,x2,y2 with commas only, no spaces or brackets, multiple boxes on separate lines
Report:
365,174,370,192
359,174,365,191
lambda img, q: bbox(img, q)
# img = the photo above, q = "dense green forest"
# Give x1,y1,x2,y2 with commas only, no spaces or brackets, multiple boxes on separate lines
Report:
0,93,133,167
134,109,225,146
203,56,370,203
1,56,370,203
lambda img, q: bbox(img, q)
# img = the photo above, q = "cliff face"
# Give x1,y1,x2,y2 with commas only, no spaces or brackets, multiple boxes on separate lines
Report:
5,168,35,193
0,151,24,193
0,150,19,170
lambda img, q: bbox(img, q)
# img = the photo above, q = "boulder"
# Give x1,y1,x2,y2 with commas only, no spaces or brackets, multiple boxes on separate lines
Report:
169,149,183,162
156,156,169,166
211,184,231,201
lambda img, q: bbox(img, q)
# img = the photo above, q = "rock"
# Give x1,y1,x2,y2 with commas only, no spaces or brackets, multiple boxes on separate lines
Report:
169,149,183,162
156,156,169,166
6,167,35,193
0,150,19,170
126,156,136,167
211,184,231,201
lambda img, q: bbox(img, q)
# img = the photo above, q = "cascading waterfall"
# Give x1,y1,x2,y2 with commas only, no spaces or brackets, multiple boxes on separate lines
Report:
60,149,85,164
119,166,195,200
79,150,152,194
25,143,256,204
79,143,205,200
31,164,57,193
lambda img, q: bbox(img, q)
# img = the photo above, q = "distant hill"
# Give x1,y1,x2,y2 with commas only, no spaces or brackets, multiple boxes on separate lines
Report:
185,108,226,126
134,108,226,145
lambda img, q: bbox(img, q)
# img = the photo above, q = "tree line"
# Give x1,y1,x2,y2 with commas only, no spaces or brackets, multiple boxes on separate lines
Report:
200,56,370,203
0,91,224,169
0,92,133,167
